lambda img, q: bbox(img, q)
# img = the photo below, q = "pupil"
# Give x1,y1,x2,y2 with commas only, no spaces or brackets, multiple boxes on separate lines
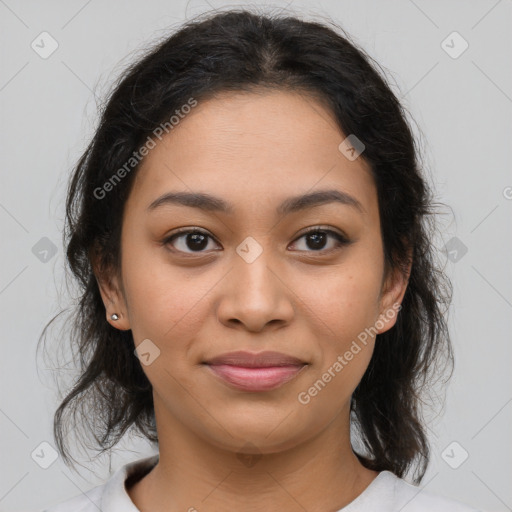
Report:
187,233,208,251
183,232,328,251
308,232,326,250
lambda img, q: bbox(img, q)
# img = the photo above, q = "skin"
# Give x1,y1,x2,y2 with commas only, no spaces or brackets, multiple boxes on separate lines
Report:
94,89,410,512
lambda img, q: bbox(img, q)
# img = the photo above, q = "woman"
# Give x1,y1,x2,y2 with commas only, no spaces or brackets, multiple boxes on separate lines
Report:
40,8,479,512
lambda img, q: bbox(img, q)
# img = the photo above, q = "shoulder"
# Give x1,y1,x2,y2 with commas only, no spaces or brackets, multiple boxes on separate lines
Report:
343,470,482,512
374,471,482,512
40,454,159,512
39,483,104,512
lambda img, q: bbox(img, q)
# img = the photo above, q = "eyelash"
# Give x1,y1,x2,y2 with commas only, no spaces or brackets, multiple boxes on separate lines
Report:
162,226,351,256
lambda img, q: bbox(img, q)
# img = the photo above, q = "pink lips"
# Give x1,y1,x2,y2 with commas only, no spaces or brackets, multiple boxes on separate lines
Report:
204,350,307,392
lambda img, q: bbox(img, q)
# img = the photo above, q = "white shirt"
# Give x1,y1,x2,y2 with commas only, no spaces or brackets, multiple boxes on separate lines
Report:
41,454,482,512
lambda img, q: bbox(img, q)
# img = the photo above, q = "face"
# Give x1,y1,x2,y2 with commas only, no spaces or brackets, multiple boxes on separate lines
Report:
96,89,408,455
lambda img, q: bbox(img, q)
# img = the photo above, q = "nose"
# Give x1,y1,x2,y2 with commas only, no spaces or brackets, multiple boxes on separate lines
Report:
215,247,295,333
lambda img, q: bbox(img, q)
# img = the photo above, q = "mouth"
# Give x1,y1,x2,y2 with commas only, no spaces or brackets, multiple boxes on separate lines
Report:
202,351,308,392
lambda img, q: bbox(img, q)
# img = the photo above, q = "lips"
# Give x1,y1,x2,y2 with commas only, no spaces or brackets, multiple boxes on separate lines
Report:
204,350,306,367
203,351,307,392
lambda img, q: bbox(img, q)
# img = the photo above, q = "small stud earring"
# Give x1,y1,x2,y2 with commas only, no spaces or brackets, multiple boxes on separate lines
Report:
111,313,119,321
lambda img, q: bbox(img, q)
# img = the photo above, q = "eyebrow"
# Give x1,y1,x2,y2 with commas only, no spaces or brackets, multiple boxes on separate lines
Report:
146,188,365,215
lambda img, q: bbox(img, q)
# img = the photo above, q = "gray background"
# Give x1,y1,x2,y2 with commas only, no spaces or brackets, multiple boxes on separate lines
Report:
0,1,511,511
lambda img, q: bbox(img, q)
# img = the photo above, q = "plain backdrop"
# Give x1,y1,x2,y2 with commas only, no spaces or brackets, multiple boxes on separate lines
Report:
0,1,511,511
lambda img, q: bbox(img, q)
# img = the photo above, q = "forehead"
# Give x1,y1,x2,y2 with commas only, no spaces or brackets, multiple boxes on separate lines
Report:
128,90,377,218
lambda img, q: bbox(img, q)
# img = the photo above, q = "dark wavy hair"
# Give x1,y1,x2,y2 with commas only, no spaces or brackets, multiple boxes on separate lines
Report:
39,7,453,484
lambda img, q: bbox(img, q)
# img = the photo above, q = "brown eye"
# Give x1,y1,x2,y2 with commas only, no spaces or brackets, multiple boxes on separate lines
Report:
163,229,219,254
290,228,350,253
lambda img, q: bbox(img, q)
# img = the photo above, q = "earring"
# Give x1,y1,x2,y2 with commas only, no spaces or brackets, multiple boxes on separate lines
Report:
111,313,119,321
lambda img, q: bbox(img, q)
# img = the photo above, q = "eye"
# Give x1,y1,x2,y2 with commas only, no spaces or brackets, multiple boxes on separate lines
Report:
163,228,220,254
162,226,351,256
289,227,350,253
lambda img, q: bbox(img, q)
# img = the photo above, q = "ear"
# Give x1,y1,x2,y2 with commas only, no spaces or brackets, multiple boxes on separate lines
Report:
89,244,131,331
375,253,412,335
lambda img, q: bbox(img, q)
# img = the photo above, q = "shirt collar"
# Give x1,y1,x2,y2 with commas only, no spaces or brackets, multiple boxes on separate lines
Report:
100,454,159,511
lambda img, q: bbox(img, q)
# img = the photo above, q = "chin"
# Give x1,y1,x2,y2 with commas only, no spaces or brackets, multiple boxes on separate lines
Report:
198,411,315,455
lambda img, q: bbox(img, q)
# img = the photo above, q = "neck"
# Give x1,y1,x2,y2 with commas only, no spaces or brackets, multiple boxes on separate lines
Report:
128,401,379,512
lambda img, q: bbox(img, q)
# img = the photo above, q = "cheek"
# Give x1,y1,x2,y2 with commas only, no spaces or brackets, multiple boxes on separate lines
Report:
294,266,382,421
305,258,384,343
296,240,384,396
121,241,212,346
